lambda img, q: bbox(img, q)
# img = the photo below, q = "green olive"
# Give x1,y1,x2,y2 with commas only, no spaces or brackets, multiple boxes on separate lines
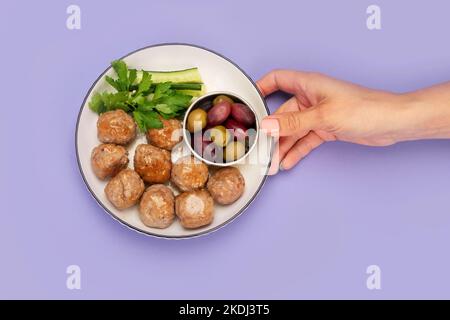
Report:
187,108,207,132
209,125,231,147
224,141,246,162
213,95,234,106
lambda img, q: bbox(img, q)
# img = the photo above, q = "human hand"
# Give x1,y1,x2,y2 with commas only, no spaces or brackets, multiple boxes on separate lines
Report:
257,70,450,174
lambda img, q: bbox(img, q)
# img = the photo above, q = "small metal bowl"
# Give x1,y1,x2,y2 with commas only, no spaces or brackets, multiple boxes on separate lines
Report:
183,91,260,166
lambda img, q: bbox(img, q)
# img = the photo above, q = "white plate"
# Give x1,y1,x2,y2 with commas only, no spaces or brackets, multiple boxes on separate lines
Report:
76,43,272,238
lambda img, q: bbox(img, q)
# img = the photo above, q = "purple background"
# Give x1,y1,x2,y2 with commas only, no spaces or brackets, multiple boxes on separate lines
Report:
1,0,450,299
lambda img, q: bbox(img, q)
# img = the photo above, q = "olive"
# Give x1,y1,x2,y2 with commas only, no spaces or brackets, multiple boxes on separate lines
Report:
192,132,208,155
203,143,219,163
198,100,213,112
208,125,231,147
224,141,246,162
246,128,257,149
187,108,207,133
224,118,247,141
230,103,255,127
207,102,231,126
213,95,234,106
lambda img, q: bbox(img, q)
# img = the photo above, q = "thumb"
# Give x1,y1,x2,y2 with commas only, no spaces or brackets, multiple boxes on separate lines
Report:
261,107,322,137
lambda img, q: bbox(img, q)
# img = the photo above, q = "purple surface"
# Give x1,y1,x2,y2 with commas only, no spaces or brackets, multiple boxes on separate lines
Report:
1,0,450,299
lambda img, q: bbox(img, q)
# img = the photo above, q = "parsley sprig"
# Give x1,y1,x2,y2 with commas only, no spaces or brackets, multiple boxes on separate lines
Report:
89,60,193,131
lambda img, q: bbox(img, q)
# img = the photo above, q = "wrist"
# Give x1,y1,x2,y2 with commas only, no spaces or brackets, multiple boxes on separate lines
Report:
393,91,450,142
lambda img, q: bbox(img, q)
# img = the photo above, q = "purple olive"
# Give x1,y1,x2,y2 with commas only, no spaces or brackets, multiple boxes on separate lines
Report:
230,103,255,127
207,101,231,126
192,132,208,155
203,142,218,162
198,100,213,112
224,118,247,141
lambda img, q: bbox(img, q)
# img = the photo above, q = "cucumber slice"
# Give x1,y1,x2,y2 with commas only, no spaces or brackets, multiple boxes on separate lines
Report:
177,85,206,97
169,83,203,91
129,82,203,92
135,67,202,84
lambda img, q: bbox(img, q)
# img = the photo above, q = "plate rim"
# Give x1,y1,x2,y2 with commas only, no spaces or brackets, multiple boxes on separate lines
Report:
75,42,272,239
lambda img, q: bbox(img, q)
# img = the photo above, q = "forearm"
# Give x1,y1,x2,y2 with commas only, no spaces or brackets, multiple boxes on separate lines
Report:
395,82,450,142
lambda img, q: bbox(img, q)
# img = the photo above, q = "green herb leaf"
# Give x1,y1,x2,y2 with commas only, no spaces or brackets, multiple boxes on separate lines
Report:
157,92,192,109
154,103,174,114
89,93,105,113
133,110,163,131
128,69,137,87
89,92,130,114
111,60,129,91
136,71,152,96
153,82,172,100
105,76,122,92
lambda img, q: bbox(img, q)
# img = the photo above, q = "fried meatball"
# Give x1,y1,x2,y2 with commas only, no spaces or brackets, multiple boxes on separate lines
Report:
171,156,209,192
105,169,145,210
139,184,175,228
134,144,171,183
175,189,214,229
146,118,182,150
91,144,129,180
207,167,245,205
97,109,136,145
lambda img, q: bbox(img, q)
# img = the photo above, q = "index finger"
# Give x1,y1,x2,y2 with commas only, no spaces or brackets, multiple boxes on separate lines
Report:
256,69,309,97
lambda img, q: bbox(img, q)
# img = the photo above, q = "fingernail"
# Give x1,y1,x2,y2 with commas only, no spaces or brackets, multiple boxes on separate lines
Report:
268,163,279,175
261,118,279,134
279,162,285,171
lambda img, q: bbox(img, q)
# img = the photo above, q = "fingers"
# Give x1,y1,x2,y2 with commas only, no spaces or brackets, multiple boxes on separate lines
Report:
268,147,281,175
257,70,309,97
261,107,323,137
266,97,303,175
263,96,323,174
268,136,299,175
261,96,300,136
280,132,324,170
273,96,299,114
268,97,299,175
